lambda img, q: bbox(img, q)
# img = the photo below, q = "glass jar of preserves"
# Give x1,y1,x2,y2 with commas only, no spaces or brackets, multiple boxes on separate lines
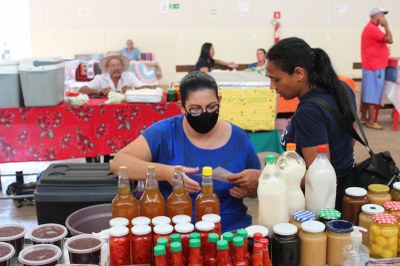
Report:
390,182,400,201
152,216,171,227
299,221,327,266
289,210,316,231
318,208,341,225
384,201,400,216
153,224,173,246
202,213,221,236
174,222,194,261
367,184,392,206
271,223,300,266
341,187,368,225
131,216,151,226
109,217,129,228
326,220,353,266
109,226,130,266
131,224,152,264
370,213,398,258
172,214,191,225
358,204,385,247
195,221,215,257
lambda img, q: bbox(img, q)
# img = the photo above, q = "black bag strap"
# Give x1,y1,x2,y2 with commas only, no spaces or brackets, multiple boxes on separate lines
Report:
302,97,375,156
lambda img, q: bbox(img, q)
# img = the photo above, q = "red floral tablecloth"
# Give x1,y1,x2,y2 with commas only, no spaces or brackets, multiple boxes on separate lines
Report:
0,98,181,163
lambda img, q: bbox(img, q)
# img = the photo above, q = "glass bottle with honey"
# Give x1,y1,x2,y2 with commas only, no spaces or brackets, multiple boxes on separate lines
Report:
112,166,138,223
195,166,220,222
166,166,193,218
139,166,165,219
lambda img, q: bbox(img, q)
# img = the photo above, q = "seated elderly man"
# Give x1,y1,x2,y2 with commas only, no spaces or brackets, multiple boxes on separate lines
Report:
79,52,141,96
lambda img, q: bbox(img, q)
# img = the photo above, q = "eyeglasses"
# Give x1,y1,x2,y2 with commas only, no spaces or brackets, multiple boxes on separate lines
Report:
186,103,220,117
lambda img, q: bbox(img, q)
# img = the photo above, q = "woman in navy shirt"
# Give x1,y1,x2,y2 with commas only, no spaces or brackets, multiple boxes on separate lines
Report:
194,42,238,72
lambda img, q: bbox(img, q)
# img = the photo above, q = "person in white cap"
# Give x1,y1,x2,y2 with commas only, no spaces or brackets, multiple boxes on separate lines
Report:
79,51,141,96
360,7,393,130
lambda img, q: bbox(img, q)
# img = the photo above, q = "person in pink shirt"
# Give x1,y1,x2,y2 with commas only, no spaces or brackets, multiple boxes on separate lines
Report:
360,7,393,130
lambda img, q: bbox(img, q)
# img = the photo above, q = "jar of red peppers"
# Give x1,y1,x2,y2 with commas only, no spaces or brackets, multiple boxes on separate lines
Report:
109,217,129,228
195,221,215,257
170,242,185,266
172,214,191,225
205,233,219,266
154,245,167,266
131,216,151,226
174,222,194,261
152,216,172,227
202,214,221,236
131,224,152,265
109,226,130,266
153,224,173,246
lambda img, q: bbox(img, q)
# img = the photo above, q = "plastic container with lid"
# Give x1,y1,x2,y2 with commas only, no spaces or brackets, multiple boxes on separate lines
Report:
245,224,269,255
367,184,392,206
153,224,173,246
131,216,151,226
341,187,368,225
318,208,341,225
0,224,26,258
359,204,385,247
202,213,222,235
154,245,167,266
172,214,191,225
370,213,398,258
326,220,353,266
299,220,327,266
29,223,68,251
384,201,400,216
390,182,400,201
271,223,299,266
152,216,172,226
109,226,130,265
65,234,103,264
174,223,194,261
195,221,215,257
18,244,62,266
289,210,316,230
131,224,153,264
0,60,23,108
109,217,129,227
0,242,15,266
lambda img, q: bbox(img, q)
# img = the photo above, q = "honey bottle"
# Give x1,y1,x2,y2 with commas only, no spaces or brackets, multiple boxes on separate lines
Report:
195,166,220,222
139,166,165,219
166,166,193,218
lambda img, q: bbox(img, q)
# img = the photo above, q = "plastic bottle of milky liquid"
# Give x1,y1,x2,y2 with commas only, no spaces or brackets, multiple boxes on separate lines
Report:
276,143,306,216
305,145,337,214
258,155,289,235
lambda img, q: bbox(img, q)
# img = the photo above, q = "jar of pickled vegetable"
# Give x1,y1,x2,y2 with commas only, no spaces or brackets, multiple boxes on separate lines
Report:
109,226,130,266
202,214,222,236
367,184,392,206
289,210,316,231
358,204,385,247
370,213,398,258
384,201,400,216
153,224,173,246
131,224,152,264
318,208,341,225
390,182,400,201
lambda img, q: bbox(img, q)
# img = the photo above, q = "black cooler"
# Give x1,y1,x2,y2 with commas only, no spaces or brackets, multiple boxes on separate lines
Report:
34,163,118,226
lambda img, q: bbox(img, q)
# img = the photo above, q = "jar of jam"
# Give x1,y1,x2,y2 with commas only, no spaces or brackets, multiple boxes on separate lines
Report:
289,210,316,231
341,187,368,225
195,221,215,257
318,208,341,225
299,220,326,266
174,222,194,261
110,217,129,227
152,216,172,227
172,214,191,225
367,184,392,206
153,224,173,246
271,223,299,266
131,216,151,226
326,220,353,266
202,213,222,236
384,201,400,216
390,182,400,201
131,224,152,264
370,213,398,258
109,226,130,266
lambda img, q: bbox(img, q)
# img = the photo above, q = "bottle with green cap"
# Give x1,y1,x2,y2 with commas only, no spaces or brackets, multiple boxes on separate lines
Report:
170,242,185,265
223,232,235,263
156,238,170,264
257,154,289,235
195,166,220,222
154,245,167,265
170,233,181,243
190,232,200,240
237,228,251,262
188,238,203,265
217,239,233,265
233,236,248,266
205,233,219,265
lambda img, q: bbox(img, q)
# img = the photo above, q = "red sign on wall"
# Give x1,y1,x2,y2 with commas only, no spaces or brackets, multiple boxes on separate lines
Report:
274,11,281,19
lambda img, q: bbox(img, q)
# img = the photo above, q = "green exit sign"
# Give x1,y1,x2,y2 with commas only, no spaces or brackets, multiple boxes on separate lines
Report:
169,3,180,9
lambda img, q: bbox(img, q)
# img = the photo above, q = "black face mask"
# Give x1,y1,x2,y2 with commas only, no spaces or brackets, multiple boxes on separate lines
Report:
185,110,219,134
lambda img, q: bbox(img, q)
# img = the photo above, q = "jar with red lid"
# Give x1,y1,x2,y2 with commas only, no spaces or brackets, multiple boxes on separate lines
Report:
153,224,173,246
195,221,215,257
131,224,152,264
370,213,398,258
172,214,191,225
341,187,368,225
109,226,130,266
384,201,400,216
202,214,221,236
174,222,194,261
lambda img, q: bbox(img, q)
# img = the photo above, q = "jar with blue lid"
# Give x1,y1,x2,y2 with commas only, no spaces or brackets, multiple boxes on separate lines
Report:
289,210,316,231
326,220,353,266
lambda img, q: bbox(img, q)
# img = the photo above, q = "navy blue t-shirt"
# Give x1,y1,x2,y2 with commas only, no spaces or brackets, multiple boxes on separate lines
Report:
281,87,356,180
142,115,261,232
194,57,215,72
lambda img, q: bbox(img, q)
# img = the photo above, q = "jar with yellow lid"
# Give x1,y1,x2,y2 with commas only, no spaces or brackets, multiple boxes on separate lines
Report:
299,220,326,266
384,201,400,216
326,220,353,266
390,182,400,201
358,204,385,247
367,184,391,206
369,213,398,259
289,210,316,231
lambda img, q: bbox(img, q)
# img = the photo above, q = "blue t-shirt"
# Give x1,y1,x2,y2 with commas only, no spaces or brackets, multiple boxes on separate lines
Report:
281,87,356,180
142,115,261,232
120,47,141,61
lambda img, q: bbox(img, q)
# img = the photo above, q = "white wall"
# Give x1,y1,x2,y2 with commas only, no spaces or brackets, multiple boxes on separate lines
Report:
29,0,400,85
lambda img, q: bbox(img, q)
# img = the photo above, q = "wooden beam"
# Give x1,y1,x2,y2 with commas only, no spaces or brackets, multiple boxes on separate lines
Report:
176,64,249,72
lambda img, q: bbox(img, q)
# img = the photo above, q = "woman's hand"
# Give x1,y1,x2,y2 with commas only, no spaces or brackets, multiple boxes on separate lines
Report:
182,166,201,194
229,186,256,199
227,62,239,69
226,169,261,195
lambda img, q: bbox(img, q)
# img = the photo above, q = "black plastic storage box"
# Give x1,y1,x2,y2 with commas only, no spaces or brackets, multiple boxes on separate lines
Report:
35,163,118,226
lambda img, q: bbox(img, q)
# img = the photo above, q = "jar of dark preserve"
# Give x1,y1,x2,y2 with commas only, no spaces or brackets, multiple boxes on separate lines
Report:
341,187,368,225
271,223,299,266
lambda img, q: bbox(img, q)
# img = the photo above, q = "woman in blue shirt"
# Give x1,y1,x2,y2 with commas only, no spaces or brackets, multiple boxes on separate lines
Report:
111,71,261,232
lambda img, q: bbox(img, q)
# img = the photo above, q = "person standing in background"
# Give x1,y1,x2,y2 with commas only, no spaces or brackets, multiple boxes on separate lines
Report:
360,7,393,130
120,39,142,61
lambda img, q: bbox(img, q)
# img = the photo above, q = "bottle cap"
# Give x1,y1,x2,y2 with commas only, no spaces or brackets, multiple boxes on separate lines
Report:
202,214,221,223
157,238,168,247
273,223,297,236
384,201,400,211
361,204,385,215
152,216,171,226
317,145,327,153
233,236,244,247
131,225,151,236
253,232,263,241
345,187,367,197
286,143,296,150
265,154,276,163
351,226,367,244
253,243,263,251
170,242,182,252
154,245,166,256
222,232,234,241
326,220,353,233
368,184,389,193
190,232,200,240
109,217,129,227
154,224,173,235
109,226,129,237
208,233,219,243
202,166,212,176
293,210,316,222
393,182,400,190
245,225,269,238
172,215,191,224
189,238,200,248
236,228,248,239
318,208,341,220
170,233,181,243
175,223,194,234
259,238,269,247
373,213,397,225
148,165,155,171
301,221,326,233
131,216,151,226
217,239,228,250
195,221,215,231
174,165,183,172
